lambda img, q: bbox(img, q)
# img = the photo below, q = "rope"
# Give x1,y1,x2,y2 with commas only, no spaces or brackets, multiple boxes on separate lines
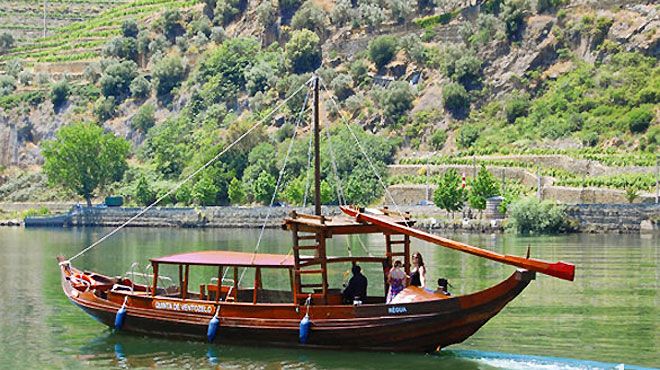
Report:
318,77,405,218
238,85,311,285
66,77,313,264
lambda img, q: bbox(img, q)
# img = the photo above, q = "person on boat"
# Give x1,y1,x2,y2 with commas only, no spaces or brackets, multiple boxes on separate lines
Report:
387,260,407,303
410,252,426,288
435,278,451,296
342,265,368,304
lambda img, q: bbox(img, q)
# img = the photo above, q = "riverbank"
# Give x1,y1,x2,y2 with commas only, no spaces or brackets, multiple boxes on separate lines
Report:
2,203,658,233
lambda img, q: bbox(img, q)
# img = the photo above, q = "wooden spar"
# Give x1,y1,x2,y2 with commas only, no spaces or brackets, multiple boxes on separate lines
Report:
340,206,575,281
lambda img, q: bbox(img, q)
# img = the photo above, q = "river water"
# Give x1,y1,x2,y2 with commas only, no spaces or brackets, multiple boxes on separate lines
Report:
0,227,657,369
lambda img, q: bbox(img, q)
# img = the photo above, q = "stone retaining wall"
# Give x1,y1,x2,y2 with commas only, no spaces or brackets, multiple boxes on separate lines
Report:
565,203,660,233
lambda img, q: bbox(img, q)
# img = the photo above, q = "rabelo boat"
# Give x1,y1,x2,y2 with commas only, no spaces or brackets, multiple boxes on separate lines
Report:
57,77,575,352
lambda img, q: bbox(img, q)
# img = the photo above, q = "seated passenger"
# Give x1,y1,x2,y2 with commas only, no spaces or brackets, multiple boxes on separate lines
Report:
435,278,451,296
342,265,368,304
387,260,406,303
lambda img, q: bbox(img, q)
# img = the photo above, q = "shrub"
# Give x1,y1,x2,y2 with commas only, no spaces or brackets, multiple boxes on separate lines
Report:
291,1,328,38
0,76,16,97
134,175,156,205
458,124,480,148
330,0,353,26
429,129,447,150
399,34,426,65
388,0,414,24
104,37,137,61
285,29,322,74
505,92,530,123
50,80,70,109
245,61,277,95
359,3,386,31
257,1,278,29
93,96,117,122
121,19,139,38
130,75,151,99
132,103,156,133
330,74,354,101
500,0,529,41
6,59,22,78
378,81,414,123
350,59,369,87
368,35,398,70
442,82,469,115
626,106,653,133
18,71,33,86
159,9,183,42
536,0,565,13
228,177,246,205
507,197,571,234
99,60,138,98
153,55,185,98
0,32,14,53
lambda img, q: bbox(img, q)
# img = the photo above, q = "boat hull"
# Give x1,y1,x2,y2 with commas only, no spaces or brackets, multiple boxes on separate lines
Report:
60,263,534,352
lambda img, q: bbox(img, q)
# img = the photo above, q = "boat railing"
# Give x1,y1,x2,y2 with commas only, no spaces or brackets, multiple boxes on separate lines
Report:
210,277,235,285
124,271,174,288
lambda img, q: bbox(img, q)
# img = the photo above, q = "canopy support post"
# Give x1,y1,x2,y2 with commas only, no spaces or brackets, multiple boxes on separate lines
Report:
151,263,159,297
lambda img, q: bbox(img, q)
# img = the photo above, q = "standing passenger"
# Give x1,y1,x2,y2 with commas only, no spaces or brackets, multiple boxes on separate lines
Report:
410,252,426,288
387,260,406,303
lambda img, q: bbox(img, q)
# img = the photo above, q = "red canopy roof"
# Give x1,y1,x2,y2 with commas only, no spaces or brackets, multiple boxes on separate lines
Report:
150,250,295,268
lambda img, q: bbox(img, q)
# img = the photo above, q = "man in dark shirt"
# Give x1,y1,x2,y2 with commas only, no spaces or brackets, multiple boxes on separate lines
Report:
342,265,368,304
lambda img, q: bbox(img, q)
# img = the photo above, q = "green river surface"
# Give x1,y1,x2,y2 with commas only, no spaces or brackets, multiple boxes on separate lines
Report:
0,226,657,369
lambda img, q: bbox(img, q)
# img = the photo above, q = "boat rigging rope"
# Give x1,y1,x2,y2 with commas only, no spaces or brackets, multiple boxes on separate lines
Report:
238,84,312,285
64,78,313,264
318,78,407,220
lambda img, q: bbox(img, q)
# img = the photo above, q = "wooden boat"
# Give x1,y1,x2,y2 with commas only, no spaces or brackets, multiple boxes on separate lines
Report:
57,77,575,352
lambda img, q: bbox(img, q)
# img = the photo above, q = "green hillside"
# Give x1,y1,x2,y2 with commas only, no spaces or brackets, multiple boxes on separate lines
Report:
0,0,657,206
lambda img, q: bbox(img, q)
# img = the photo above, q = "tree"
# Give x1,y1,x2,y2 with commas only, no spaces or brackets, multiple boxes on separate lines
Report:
429,129,447,150
442,82,469,116
134,175,156,205
50,80,70,110
158,9,183,42
0,32,14,54
377,81,414,123
292,1,328,38
121,19,139,38
501,0,529,41
99,60,138,98
253,170,277,204
368,35,398,70
388,0,414,24
103,37,137,61
285,29,322,74
228,177,246,205
42,123,130,206
130,75,151,99
132,103,156,133
191,171,219,205
0,75,16,97
330,73,354,101
153,55,185,98
468,165,499,212
433,168,465,215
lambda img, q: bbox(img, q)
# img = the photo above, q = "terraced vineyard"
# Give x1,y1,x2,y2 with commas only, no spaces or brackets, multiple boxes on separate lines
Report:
0,0,199,66
0,0,130,44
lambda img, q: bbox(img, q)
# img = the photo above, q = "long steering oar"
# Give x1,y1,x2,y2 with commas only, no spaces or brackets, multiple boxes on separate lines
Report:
340,206,575,281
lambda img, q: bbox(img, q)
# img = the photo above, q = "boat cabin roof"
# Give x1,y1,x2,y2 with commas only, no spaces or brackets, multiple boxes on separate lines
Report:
150,250,295,268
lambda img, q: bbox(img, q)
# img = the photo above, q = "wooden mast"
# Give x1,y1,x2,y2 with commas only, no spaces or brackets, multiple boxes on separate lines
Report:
313,75,321,216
